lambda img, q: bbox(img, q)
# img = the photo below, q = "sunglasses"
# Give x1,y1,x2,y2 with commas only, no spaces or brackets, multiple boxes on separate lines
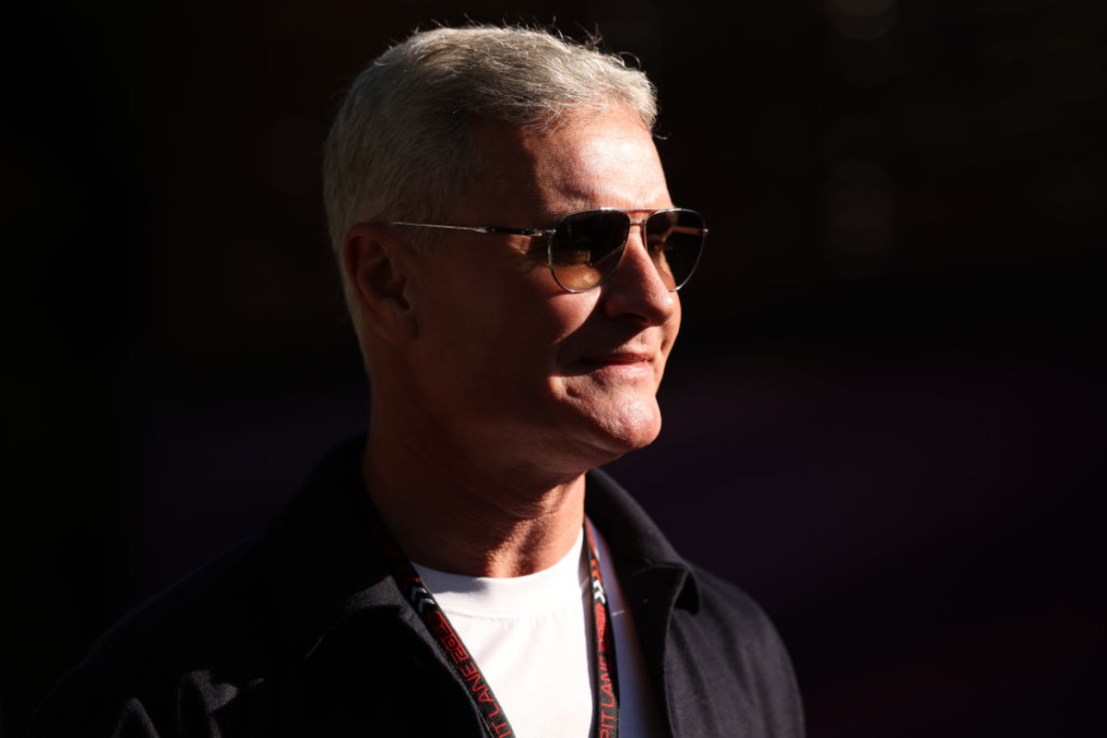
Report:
389,208,708,293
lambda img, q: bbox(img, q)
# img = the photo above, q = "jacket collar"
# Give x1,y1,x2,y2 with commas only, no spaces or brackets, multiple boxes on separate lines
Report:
263,434,701,659
262,434,402,659
584,467,701,613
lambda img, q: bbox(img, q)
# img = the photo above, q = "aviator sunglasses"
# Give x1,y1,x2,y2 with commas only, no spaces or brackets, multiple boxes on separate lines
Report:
389,208,708,293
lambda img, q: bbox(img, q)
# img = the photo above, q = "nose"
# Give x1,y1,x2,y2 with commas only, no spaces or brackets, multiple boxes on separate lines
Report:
601,223,679,325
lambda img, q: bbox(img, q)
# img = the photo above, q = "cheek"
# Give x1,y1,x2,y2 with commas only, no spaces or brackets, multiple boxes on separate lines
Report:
459,294,583,385
659,303,683,362
547,290,603,342
417,262,599,387
495,289,597,368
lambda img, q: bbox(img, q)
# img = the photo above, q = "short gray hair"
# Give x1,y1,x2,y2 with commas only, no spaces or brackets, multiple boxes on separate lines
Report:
322,24,659,258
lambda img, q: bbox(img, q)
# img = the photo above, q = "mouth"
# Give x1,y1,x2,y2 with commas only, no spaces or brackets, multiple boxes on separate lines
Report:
567,350,656,379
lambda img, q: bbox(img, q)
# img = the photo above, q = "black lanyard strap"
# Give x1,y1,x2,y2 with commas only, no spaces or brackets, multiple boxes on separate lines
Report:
363,498,620,738
585,522,620,738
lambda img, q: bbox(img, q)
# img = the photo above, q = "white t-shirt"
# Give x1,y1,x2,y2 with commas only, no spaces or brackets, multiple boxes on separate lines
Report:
413,521,662,738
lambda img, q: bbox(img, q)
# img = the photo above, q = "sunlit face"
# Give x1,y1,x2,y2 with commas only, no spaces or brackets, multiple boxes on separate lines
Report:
401,107,682,479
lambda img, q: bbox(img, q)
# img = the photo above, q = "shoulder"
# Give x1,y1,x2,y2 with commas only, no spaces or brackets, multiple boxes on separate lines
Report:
30,537,279,737
30,434,408,737
668,564,806,737
683,563,793,667
585,468,804,735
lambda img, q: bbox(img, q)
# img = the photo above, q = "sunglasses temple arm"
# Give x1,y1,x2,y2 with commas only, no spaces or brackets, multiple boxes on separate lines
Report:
482,226,554,238
390,222,553,239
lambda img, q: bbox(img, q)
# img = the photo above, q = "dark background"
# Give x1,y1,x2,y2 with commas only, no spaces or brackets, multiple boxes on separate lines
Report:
4,1,1104,736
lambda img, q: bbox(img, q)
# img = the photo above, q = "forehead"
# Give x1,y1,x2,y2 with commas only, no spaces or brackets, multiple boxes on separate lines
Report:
453,108,672,224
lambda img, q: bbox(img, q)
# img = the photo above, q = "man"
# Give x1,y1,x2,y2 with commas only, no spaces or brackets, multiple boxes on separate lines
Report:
33,25,803,737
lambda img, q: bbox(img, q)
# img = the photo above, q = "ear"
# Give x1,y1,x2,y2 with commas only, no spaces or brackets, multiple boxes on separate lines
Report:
341,223,418,343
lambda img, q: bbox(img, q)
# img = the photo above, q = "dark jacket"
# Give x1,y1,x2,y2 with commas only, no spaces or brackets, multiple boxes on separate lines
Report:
32,435,804,737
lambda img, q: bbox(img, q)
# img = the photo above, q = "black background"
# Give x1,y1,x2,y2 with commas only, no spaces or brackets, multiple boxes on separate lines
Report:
4,1,1104,736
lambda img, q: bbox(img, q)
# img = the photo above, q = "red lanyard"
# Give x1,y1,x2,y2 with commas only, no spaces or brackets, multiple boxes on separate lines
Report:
363,500,620,738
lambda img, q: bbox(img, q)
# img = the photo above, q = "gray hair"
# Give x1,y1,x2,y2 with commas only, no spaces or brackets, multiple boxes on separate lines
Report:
322,24,659,259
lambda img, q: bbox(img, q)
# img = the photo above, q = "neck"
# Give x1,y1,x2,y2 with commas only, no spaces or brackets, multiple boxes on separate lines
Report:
361,416,588,578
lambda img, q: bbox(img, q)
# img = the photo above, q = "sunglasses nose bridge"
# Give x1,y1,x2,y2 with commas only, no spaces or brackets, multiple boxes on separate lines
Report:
607,217,677,294
604,219,647,277
600,215,639,268
622,219,649,252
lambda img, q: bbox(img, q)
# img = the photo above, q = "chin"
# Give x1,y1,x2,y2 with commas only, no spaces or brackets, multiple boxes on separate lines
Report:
583,396,664,459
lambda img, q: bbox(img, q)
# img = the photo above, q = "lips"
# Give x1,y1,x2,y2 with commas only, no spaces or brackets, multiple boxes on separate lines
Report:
563,347,658,380
581,351,652,366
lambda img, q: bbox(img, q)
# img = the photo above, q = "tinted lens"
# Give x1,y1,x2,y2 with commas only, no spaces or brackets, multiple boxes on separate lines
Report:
645,209,706,291
548,210,631,292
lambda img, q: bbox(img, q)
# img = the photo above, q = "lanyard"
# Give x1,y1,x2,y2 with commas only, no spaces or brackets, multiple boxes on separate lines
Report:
363,500,620,738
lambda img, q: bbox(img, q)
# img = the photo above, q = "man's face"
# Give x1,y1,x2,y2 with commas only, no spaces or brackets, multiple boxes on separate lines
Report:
402,107,682,478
